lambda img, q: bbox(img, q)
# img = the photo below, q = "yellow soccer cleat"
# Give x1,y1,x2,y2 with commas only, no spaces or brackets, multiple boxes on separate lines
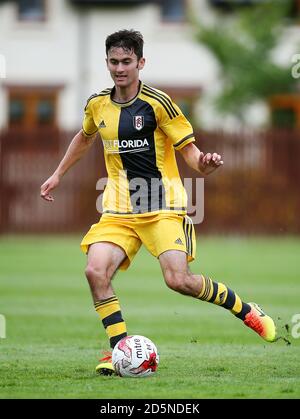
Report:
95,351,115,376
244,302,277,342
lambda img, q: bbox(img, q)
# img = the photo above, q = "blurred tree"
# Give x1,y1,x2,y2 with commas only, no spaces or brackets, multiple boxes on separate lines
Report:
193,0,298,121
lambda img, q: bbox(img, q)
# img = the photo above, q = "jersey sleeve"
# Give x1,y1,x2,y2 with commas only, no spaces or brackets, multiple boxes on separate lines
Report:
82,97,98,138
158,97,195,150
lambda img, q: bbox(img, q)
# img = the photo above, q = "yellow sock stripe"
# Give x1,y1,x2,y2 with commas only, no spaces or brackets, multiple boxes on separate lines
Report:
214,282,228,305
203,277,213,300
95,299,120,320
197,276,246,318
197,274,206,299
198,275,214,300
94,296,118,308
106,322,127,338
230,294,243,315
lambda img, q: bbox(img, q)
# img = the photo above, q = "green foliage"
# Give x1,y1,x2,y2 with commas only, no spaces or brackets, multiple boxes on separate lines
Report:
0,235,300,398
194,0,297,118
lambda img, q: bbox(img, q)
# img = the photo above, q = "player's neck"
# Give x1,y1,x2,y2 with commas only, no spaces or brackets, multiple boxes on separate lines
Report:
113,80,141,103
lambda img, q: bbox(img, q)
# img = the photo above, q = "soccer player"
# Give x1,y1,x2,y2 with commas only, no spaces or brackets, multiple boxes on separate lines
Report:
40,30,277,375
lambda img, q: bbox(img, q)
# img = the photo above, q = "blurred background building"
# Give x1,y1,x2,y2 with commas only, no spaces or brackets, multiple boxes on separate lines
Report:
0,0,299,235
0,0,210,131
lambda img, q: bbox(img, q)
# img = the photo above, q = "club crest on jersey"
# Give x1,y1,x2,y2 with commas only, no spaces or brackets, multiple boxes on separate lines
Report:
133,115,144,131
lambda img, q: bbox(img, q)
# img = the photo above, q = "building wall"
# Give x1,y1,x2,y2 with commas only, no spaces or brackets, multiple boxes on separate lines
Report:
0,0,298,131
0,0,81,129
0,0,216,131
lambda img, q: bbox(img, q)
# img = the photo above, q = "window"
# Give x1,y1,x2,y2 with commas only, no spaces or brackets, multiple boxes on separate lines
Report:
270,94,300,129
37,99,55,125
209,0,300,17
9,99,25,124
70,0,151,4
7,86,59,129
17,0,46,22
288,0,300,19
272,108,296,129
209,0,253,12
161,0,186,22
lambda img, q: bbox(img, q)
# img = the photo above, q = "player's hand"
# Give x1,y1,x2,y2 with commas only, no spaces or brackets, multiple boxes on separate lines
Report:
199,152,223,175
40,173,60,202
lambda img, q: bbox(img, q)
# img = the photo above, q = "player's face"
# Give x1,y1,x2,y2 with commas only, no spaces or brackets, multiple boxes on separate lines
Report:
106,47,145,88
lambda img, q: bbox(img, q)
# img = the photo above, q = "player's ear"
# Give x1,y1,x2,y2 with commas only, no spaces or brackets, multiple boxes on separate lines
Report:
137,57,145,70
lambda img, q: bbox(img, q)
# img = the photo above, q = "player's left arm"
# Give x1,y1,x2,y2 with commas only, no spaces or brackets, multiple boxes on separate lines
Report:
179,142,223,175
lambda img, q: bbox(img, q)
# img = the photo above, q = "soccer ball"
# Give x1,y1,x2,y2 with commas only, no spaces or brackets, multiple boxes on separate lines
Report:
112,335,159,378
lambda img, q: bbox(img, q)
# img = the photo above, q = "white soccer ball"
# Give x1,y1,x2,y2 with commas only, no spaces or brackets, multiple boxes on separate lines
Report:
112,335,159,378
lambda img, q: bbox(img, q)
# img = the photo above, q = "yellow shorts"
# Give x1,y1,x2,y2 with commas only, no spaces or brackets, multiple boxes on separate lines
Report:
80,213,196,270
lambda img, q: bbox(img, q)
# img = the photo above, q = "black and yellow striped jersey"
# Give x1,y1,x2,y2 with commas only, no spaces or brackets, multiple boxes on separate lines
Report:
82,81,195,216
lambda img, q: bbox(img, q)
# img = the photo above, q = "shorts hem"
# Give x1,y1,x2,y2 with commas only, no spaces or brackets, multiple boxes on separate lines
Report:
80,238,131,270
156,248,195,263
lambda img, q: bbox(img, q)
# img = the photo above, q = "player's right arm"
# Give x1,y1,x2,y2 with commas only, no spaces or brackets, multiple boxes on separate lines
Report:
40,129,97,202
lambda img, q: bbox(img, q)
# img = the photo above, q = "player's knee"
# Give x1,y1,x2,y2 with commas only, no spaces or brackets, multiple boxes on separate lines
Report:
85,264,111,284
163,269,187,293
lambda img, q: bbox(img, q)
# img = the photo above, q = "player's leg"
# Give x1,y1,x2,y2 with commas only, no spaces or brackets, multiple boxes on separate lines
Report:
85,242,128,375
137,213,276,342
159,250,276,342
85,241,125,302
85,242,128,348
81,215,142,374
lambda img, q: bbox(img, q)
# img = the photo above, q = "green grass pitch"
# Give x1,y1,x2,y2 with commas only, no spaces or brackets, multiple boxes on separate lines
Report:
0,235,300,399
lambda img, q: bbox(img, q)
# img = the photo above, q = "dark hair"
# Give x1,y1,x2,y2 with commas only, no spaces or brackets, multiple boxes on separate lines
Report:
105,29,144,61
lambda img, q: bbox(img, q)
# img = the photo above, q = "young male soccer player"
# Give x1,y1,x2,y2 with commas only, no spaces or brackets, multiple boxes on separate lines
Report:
41,30,277,375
